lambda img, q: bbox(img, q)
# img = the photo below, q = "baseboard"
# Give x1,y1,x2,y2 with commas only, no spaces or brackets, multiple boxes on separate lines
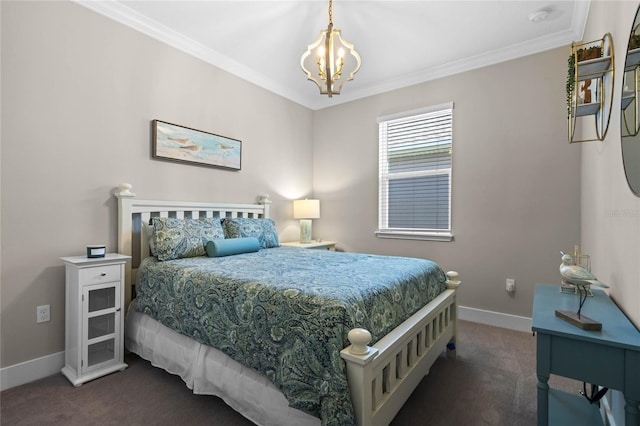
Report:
458,306,532,333
0,351,64,391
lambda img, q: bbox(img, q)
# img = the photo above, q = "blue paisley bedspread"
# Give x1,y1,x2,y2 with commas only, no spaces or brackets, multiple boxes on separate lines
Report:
135,247,446,426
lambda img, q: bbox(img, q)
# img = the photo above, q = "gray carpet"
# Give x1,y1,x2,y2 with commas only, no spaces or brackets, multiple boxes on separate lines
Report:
1,320,580,425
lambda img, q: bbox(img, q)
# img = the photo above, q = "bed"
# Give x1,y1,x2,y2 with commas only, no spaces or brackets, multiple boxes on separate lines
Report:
116,183,460,426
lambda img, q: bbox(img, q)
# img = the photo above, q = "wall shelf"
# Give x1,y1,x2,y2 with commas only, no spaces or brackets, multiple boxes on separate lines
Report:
577,56,612,80
568,33,615,143
574,103,601,117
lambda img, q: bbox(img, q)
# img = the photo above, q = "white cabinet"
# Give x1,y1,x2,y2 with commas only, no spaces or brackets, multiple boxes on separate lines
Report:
60,253,131,386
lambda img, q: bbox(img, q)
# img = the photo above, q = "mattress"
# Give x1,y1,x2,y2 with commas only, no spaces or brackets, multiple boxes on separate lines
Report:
134,247,446,426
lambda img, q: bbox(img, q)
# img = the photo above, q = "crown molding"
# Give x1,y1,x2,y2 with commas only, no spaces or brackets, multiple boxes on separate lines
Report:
73,0,312,108
308,31,582,110
74,0,590,111
309,0,590,110
308,1,590,110
570,0,591,42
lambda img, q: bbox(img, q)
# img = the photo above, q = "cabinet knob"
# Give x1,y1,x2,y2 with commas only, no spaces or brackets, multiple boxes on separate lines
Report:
100,273,106,276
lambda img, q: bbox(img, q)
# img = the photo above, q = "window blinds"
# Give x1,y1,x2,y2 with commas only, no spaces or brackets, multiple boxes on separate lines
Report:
378,103,453,238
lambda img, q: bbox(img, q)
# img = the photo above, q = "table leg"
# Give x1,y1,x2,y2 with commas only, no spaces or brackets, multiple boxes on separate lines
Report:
537,373,549,426
536,333,551,426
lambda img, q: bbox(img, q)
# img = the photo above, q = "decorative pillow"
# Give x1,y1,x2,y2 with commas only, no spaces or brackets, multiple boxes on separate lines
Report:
221,218,280,249
151,217,225,261
206,237,260,257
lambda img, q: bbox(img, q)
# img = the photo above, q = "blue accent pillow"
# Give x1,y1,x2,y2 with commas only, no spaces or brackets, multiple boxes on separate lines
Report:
151,217,225,261
221,218,280,248
206,237,260,257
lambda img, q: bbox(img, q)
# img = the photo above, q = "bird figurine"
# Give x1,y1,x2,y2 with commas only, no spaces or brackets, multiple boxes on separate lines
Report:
559,252,609,288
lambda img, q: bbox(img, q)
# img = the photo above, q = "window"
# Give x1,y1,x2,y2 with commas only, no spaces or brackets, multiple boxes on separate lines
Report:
377,102,453,241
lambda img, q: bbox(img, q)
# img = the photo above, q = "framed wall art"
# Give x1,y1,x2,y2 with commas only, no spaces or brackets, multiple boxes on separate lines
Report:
152,120,242,171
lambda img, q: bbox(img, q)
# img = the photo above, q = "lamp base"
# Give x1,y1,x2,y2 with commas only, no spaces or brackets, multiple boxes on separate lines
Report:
299,219,312,243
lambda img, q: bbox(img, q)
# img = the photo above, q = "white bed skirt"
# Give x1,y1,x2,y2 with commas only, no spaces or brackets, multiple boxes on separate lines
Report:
125,303,320,426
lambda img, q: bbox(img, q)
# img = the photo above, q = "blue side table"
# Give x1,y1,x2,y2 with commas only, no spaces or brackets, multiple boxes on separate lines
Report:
532,284,640,426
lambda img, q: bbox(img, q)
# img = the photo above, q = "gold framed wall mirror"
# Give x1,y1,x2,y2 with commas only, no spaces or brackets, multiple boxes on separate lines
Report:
621,4,640,196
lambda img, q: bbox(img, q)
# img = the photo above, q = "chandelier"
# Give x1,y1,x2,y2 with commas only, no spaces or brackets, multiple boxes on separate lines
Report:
300,0,361,97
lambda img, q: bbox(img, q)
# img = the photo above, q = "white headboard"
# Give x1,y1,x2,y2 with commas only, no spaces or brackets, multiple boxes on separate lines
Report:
114,183,271,307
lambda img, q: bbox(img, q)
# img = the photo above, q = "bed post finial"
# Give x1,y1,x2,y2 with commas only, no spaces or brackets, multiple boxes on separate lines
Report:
258,194,271,218
347,328,372,355
115,183,136,198
258,194,271,205
446,271,460,289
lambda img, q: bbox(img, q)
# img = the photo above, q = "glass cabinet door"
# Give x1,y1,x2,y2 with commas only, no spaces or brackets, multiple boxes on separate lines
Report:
82,282,121,373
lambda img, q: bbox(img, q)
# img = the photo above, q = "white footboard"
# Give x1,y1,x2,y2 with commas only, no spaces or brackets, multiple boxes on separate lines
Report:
340,271,460,426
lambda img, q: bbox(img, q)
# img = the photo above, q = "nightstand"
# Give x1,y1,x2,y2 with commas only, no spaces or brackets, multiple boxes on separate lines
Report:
60,253,131,386
280,240,336,251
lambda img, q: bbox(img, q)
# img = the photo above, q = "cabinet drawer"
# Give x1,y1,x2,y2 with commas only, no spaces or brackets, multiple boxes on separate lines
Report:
79,265,121,285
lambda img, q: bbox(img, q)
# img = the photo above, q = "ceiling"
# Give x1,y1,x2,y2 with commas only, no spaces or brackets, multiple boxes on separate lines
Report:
76,1,590,110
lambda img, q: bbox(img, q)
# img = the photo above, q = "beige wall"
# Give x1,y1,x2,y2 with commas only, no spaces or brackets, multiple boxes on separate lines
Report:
580,3,640,421
2,1,635,420
0,1,313,367
581,1,640,327
6,0,623,372
312,47,582,318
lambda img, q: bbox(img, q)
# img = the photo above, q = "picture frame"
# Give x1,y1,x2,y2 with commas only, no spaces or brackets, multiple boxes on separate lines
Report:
152,120,242,171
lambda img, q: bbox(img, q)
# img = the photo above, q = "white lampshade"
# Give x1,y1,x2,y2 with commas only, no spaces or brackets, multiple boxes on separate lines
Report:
293,199,320,219
293,199,320,244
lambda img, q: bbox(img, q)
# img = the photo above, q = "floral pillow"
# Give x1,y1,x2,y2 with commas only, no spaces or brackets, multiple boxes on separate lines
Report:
221,218,280,249
151,217,225,261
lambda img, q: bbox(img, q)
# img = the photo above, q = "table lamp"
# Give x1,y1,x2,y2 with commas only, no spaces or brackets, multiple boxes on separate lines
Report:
293,199,320,243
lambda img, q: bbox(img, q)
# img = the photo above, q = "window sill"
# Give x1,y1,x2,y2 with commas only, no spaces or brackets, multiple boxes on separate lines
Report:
375,230,453,242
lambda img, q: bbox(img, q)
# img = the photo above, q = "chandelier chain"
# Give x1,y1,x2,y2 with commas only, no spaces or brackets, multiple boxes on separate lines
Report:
328,0,333,25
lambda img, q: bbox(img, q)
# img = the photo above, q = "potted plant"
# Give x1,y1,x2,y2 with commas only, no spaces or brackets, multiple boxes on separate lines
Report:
566,54,575,117
576,45,602,62
629,34,640,50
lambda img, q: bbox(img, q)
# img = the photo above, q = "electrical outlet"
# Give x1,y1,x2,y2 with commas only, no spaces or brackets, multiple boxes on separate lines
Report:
506,279,516,293
36,305,50,323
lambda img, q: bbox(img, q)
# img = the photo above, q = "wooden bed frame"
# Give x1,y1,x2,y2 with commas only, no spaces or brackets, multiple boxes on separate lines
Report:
115,183,460,426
